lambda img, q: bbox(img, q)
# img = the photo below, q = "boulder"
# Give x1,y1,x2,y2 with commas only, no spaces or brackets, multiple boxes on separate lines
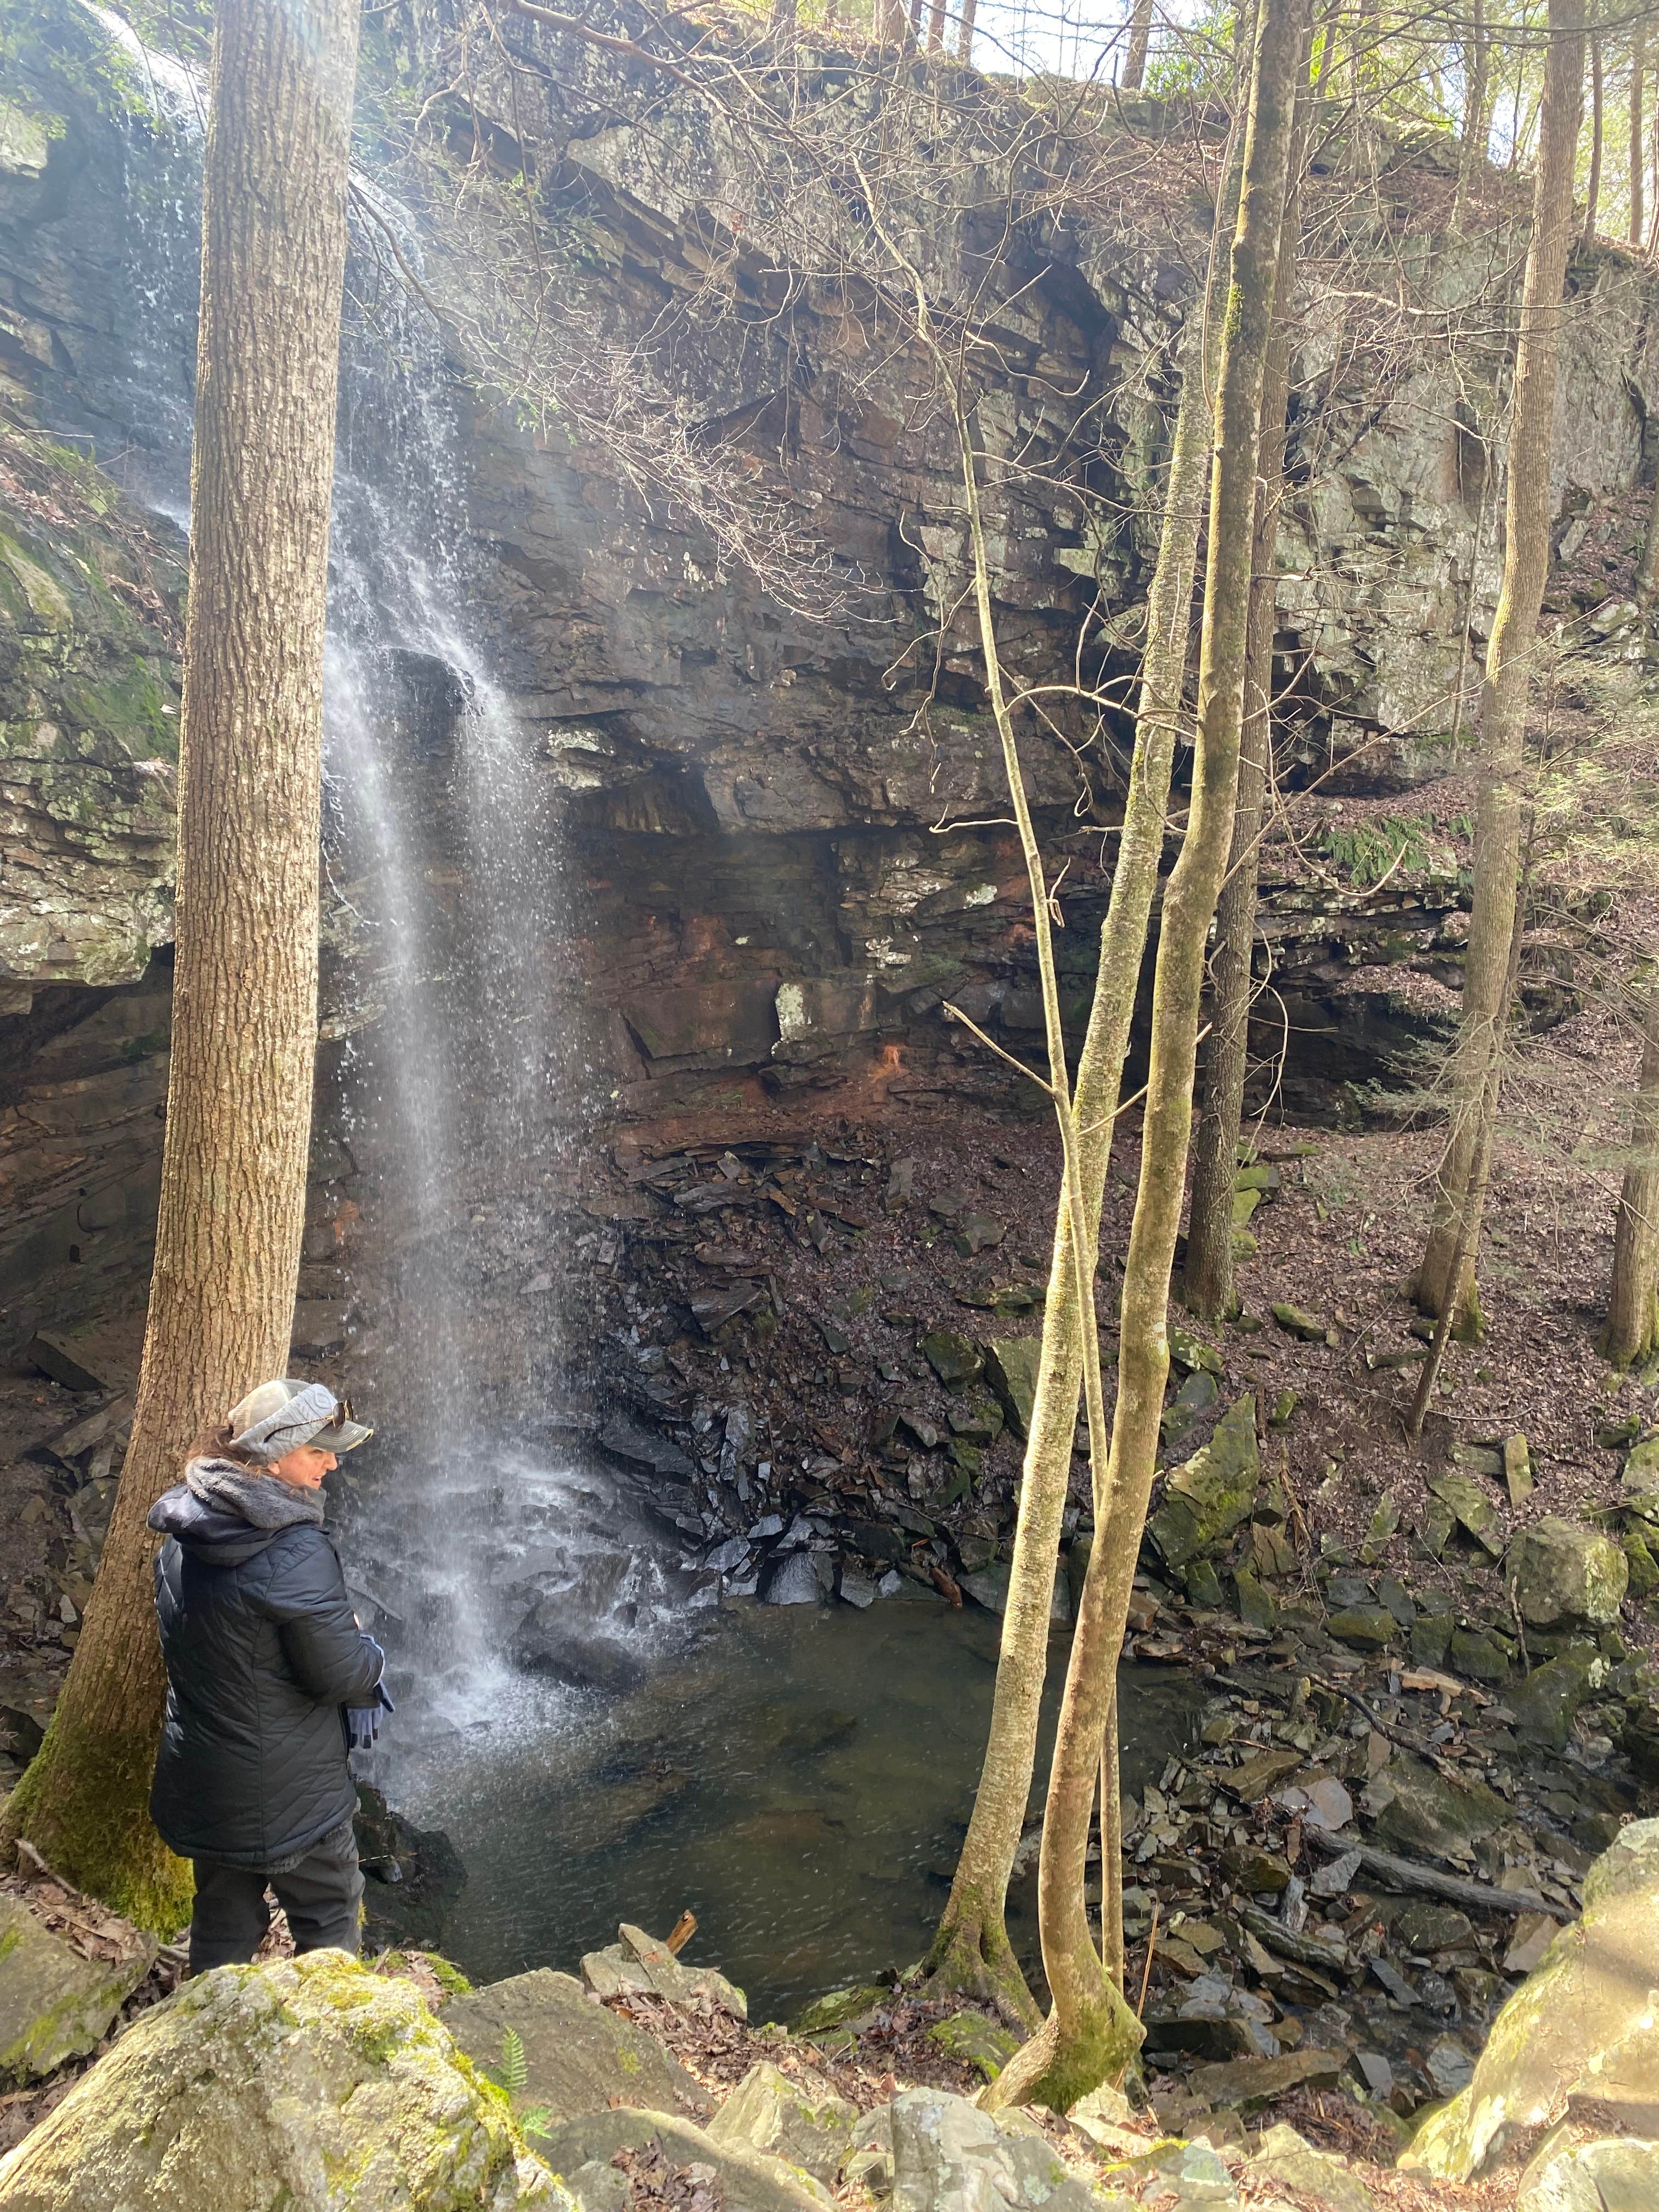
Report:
1146,1396,1260,1573
1506,1517,1629,1629
920,1330,983,1391
1327,1605,1397,1649
0,1892,155,2084
354,1783,468,1953
510,1604,645,1695
1271,1303,1329,1342
443,1968,710,2129
888,2087,1113,2212
924,2011,1021,2081
707,2060,857,2184
1404,1818,1659,2181
1517,2130,1659,2210
1368,1752,1506,1865
839,2106,894,2196
1449,1626,1512,1682
1509,1654,1596,1750
1187,2049,1346,2112
1098,2137,1233,2206
982,1338,1041,1440
761,1553,822,1607
1425,1470,1503,1557
1621,1437,1659,1523
1246,2124,1378,2211
1167,1325,1224,1375
580,1923,747,2021
532,2105,827,2212
795,1985,886,2038
0,1953,557,2209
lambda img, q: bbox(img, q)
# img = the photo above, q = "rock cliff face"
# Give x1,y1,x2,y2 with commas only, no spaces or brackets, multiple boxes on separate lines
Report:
1,5,1656,1354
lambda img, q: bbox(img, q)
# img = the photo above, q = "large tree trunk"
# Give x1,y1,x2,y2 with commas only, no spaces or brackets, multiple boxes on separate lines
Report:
1413,0,1585,1336
1121,0,1155,88
983,0,1307,2115
0,0,361,1929
1607,986,1659,1368
1183,108,1305,1324
921,129,1245,2027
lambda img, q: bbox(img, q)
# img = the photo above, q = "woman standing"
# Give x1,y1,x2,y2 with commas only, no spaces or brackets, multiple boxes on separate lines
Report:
148,1378,388,1973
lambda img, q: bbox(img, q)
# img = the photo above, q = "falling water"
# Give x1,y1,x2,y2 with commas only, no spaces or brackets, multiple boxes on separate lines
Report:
70,10,687,1752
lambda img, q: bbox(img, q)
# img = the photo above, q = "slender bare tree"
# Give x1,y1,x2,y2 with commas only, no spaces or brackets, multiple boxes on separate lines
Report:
983,0,1309,2112
1414,0,1587,1335
1607,983,1659,1367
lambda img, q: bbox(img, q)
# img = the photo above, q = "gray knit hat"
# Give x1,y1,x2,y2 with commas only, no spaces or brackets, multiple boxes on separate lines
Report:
227,1378,372,1462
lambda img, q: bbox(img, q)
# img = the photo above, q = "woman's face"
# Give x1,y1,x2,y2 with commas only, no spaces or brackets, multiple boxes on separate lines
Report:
267,1442,338,1491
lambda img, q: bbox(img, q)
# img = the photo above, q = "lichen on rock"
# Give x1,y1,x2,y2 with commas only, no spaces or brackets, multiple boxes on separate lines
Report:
0,1950,565,2209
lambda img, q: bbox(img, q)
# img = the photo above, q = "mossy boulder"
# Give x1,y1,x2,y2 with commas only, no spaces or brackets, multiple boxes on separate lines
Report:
0,1892,155,2083
1506,1516,1628,1628
921,1329,984,1392
1147,1395,1259,1572
0,1951,561,2208
1403,1818,1659,2181
443,1968,710,2129
707,2059,858,2183
794,1984,886,2037
1509,1653,1596,1750
925,2010,1022,2082
1621,1437,1659,1525
982,1338,1041,1440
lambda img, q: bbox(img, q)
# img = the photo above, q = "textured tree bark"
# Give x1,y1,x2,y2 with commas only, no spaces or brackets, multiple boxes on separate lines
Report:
0,0,361,1929
1583,15,1602,241
1183,99,1306,1324
984,0,1307,2115
1414,0,1584,1335
1454,0,1489,225
1607,986,1659,1368
921,135,1244,2026
1633,31,1646,247
1122,0,1155,88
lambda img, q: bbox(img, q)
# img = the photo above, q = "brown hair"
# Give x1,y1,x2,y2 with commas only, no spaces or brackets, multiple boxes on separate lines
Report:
188,1422,265,1469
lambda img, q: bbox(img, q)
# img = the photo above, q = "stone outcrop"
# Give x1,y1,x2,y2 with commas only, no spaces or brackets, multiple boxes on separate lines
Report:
0,1951,561,2209
1404,1817,1659,2182
4,0,1659,1370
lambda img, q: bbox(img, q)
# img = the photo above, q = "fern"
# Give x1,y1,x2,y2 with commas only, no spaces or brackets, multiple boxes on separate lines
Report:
490,2027,528,2097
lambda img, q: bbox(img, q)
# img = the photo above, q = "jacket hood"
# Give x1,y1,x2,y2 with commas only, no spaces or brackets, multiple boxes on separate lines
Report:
148,1483,291,1566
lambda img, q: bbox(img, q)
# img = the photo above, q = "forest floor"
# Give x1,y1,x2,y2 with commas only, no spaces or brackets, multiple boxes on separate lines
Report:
1,1044,1655,2188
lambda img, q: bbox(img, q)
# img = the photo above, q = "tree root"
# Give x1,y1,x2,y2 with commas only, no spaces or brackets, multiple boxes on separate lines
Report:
914,1910,1041,2034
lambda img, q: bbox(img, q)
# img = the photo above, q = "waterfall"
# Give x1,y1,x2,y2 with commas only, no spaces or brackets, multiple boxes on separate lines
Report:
71,8,687,1764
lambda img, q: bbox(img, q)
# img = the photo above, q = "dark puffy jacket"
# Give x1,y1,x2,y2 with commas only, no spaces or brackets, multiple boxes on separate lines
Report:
149,1485,383,1867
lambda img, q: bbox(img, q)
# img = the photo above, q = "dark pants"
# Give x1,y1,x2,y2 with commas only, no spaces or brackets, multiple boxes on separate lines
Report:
189,1821,364,1976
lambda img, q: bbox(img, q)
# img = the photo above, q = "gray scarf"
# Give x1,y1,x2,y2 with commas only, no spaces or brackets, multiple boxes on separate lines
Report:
185,1455,324,1530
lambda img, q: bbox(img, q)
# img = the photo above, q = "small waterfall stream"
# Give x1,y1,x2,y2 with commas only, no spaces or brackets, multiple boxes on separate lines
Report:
84,10,689,1757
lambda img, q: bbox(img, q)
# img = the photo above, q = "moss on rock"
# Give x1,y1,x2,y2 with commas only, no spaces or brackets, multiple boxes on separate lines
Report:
0,1951,566,2209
